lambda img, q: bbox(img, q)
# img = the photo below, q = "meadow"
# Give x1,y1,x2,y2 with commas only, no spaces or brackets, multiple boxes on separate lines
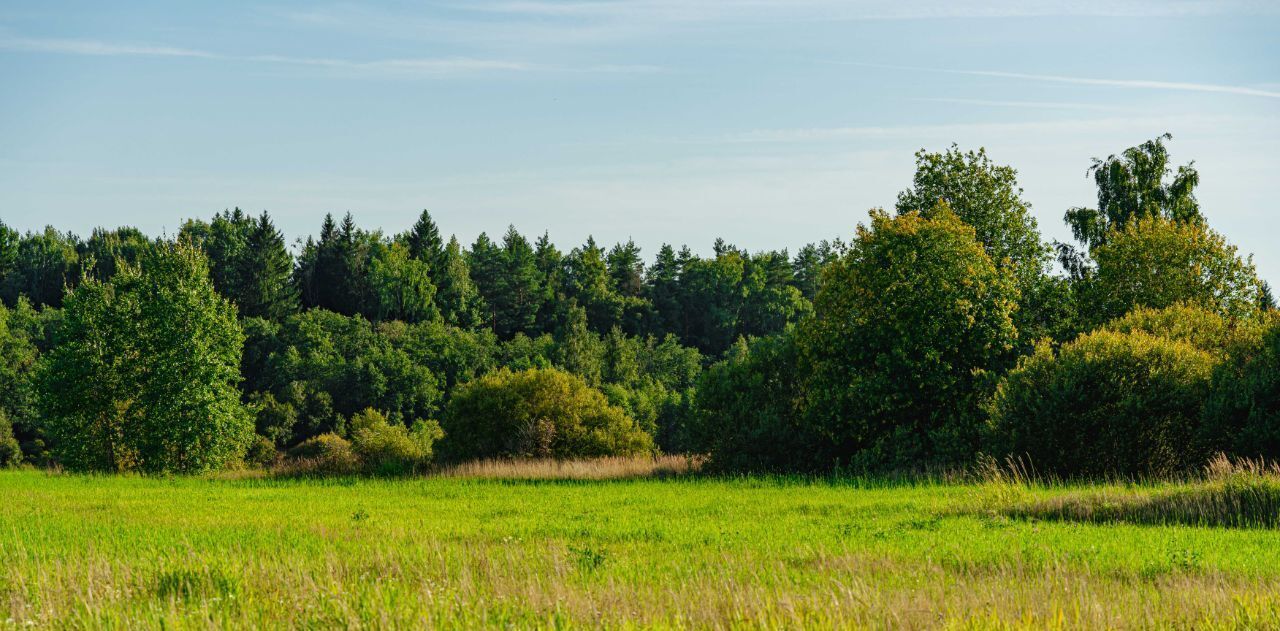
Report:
3,462,1280,629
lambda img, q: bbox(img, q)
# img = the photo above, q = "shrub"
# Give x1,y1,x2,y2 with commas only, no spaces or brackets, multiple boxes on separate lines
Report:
692,333,822,472
0,411,21,467
244,434,278,468
1202,320,1280,460
287,433,359,475
441,367,653,460
1101,303,1264,357
987,330,1216,478
349,408,442,475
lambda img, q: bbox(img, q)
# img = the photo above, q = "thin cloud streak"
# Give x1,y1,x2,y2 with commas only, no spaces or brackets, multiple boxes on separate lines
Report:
718,115,1248,144
462,0,1280,21
911,97,1132,112
837,61,1280,99
0,35,659,75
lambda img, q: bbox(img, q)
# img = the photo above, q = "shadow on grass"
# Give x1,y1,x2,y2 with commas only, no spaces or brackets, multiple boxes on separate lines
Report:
1003,476,1280,529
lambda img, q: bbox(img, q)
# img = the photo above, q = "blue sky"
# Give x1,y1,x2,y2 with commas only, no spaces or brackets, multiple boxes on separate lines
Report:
2,1,1278,278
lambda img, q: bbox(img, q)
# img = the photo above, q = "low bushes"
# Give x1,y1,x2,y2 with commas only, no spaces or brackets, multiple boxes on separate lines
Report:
349,408,442,475
986,329,1216,478
441,367,653,460
0,411,20,467
286,433,360,475
280,408,443,475
1202,320,1280,460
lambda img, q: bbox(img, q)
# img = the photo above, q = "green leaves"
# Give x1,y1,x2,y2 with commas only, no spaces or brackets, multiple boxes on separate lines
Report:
36,241,252,473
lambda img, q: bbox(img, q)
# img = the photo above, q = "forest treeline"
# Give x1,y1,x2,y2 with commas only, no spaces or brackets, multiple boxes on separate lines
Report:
2,134,1278,477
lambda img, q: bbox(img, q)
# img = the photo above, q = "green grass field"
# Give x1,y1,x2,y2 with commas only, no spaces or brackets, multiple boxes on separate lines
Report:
3,469,1280,629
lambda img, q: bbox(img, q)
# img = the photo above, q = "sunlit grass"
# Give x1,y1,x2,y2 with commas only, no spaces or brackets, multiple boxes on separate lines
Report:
3,465,1280,628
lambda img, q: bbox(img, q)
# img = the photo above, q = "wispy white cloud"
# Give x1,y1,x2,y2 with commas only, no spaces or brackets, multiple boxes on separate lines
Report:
461,0,1280,22
0,34,658,75
0,36,216,58
716,115,1247,144
910,97,1132,112
835,62,1280,99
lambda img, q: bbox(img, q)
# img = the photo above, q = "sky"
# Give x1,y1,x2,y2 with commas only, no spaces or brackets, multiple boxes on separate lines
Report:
1,1,1278,279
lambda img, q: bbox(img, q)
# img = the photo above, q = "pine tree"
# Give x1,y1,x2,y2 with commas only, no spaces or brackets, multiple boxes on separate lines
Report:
237,212,298,320
496,226,543,339
406,210,446,277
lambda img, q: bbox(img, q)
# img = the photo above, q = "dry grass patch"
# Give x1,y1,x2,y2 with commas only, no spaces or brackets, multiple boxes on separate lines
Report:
993,455,1280,529
434,454,704,480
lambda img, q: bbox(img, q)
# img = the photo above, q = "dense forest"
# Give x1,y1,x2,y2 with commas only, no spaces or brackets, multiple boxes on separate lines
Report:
1,134,1277,477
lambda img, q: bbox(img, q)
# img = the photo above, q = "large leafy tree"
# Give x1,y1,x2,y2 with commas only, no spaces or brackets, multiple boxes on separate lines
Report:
36,241,251,473
897,145,1049,283
896,146,1066,345
368,242,440,323
1061,133,1201,274
0,300,40,464
799,206,1019,470
1085,216,1265,325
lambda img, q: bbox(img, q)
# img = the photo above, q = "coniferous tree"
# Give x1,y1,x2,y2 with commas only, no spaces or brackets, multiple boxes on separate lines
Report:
646,244,682,337
495,226,542,339
533,232,565,334
237,212,298,320
435,236,486,329
468,232,504,333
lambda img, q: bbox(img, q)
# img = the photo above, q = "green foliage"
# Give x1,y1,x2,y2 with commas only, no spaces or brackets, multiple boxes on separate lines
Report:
0,226,80,308
1101,303,1263,357
78,227,154,281
183,210,298,320
348,408,442,475
1065,133,1201,252
252,309,443,444
799,206,1018,470
0,411,20,467
1085,217,1264,325
987,330,1216,478
693,333,818,472
36,240,252,473
368,242,440,323
433,236,487,329
286,433,359,474
1201,317,1280,460
441,367,653,460
244,434,278,468
240,212,299,320
295,213,380,317
897,145,1050,285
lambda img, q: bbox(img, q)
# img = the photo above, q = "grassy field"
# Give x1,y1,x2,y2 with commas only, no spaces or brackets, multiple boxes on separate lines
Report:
3,466,1280,629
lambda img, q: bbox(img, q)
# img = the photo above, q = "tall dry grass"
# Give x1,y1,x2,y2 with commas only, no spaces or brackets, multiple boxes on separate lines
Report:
986,454,1280,528
433,454,704,480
